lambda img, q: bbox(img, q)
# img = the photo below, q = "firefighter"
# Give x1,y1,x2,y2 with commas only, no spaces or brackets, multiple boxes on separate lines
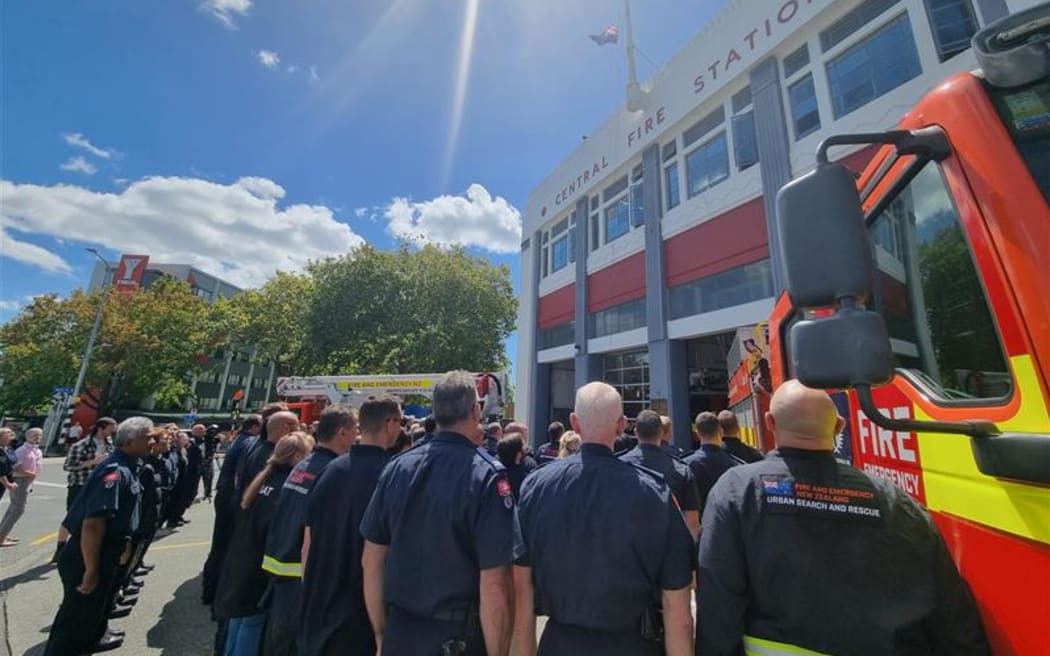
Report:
696,380,990,655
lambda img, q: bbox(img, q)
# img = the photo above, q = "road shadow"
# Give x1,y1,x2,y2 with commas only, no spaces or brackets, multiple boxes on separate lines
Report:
0,563,53,598
145,574,215,656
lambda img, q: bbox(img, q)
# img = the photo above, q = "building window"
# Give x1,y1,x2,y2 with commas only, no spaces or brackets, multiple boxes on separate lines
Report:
820,0,902,52
541,246,549,278
590,298,647,338
924,0,978,61
669,259,774,320
783,43,810,79
664,162,680,211
868,163,1011,401
603,349,649,419
590,213,600,251
826,14,922,119
630,165,645,227
789,74,821,140
605,198,631,243
683,107,726,149
732,111,759,170
685,132,729,199
603,175,629,202
551,235,569,272
538,321,575,350
731,86,752,115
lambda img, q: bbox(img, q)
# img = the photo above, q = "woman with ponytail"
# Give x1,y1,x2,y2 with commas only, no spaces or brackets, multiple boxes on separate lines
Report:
213,432,313,656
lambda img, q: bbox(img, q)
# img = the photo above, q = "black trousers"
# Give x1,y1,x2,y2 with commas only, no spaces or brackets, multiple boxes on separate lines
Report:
262,579,301,656
201,492,236,604
202,459,215,497
44,541,124,656
538,620,661,656
383,606,484,656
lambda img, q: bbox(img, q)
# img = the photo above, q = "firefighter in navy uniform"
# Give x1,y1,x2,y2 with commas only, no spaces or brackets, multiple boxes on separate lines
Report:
361,371,520,656
44,417,154,656
696,381,990,655
260,404,359,656
619,409,702,540
536,422,563,464
513,383,695,656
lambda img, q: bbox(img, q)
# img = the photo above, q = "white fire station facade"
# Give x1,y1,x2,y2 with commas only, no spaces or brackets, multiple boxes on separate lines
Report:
515,0,1038,445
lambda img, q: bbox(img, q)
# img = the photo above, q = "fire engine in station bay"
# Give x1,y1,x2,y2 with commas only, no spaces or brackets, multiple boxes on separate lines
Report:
728,5,1049,654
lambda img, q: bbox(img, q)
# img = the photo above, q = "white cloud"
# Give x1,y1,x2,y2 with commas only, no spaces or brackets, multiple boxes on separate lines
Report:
63,133,115,159
309,65,320,82
200,0,251,29
0,300,21,312
287,64,299,74
0,229,73,274
0,176,365,287
258,50,280,69
354,207,368,218
385,183,521,254
60,156,97,175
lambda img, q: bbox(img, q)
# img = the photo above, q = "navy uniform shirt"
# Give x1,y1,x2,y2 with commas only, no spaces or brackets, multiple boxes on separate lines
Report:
536,441,559,464
0,446,15,484
63,450,142,544
684,443,741,511
300,444,390,656
722,436,764,463
697,448,989,655
263,445,339,577
135,460,161,537
360,430,521,618
619,443,701,514
237,437,274,500
516,443,695,633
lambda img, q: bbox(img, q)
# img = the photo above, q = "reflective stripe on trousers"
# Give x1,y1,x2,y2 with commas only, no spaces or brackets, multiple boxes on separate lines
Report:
743,635,830,655
260,555,302,577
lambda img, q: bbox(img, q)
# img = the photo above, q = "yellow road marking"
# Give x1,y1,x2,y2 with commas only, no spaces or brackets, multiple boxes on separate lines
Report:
149,541,211,552
31,531,59,546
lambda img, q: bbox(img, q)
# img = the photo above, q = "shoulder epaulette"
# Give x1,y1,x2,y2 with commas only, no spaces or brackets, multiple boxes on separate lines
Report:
475,447,506,472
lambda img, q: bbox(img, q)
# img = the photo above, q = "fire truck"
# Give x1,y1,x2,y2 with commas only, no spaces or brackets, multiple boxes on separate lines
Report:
274,372,508,423
736,5,1049,654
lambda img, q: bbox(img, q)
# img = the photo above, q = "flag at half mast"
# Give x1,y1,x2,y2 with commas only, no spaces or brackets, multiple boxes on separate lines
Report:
589,24,619,46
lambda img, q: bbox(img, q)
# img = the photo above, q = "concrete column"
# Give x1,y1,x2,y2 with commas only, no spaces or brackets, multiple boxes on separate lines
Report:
751,56,793,295
574,197,601,389
242,345,259,407
528,229,548,442
263,359,276,403
215,350,235,405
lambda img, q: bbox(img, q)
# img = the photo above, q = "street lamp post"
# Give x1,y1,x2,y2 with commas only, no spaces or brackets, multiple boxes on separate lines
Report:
45,249,112,455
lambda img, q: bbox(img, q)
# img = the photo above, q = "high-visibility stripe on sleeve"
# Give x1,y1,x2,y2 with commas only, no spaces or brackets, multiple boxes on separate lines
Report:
743,636,830,656
261,555,302,578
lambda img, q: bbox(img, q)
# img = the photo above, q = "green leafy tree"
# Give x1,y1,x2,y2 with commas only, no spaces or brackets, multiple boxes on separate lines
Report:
0,278,227,413
302,245,516,374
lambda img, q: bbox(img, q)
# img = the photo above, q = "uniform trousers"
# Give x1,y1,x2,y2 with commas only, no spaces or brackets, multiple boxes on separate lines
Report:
384,605,484,656
44,541,124,656
0,477,31,538
262,579,301,656
538,619,662,656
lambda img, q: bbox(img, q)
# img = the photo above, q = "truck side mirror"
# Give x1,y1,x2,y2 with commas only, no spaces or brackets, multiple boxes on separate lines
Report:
776,163,873,307
788,307,895,389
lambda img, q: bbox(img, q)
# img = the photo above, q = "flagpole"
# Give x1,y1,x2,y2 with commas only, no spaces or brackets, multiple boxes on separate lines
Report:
624,0,645,111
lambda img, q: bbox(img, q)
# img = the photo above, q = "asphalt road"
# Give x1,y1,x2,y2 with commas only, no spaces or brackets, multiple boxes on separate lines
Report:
0,457,218,656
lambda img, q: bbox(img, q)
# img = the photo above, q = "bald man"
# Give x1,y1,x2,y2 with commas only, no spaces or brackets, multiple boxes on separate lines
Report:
513,383,695,656
696,380,989,655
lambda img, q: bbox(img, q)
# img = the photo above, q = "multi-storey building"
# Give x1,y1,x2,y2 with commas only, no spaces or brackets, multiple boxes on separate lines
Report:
515,0,1038,446
88,255,276,412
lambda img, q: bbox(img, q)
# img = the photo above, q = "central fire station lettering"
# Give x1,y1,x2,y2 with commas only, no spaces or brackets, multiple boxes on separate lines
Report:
627,107,667,148
554,157,610,206
693,0,819,96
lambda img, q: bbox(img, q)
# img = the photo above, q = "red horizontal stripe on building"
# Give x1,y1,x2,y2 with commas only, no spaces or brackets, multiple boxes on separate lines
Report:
537,284,575,329
587,251,647,313
664,197,768,288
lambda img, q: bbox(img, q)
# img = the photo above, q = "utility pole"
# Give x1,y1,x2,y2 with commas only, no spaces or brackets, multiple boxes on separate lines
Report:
46,249,111,454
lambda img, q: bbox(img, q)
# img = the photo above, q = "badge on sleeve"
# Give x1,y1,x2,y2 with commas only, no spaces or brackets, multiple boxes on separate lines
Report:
496,477,513,508
103,470,120,489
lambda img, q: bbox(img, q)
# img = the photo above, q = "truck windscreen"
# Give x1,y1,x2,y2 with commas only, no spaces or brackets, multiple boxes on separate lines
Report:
989,78,1050,204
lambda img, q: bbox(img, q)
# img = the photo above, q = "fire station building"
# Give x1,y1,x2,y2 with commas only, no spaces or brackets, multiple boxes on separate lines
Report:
515,0,1036,445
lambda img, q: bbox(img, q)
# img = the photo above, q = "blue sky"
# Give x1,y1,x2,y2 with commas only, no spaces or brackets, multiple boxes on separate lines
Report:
0,0,725,378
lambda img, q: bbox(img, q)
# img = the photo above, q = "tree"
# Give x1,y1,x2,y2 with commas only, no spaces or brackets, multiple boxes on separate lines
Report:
301,245,516,374
0,277,228,413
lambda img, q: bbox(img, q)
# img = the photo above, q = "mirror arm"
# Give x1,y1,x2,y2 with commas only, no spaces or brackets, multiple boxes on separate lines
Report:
855,384,1000,438
817,128,951,166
